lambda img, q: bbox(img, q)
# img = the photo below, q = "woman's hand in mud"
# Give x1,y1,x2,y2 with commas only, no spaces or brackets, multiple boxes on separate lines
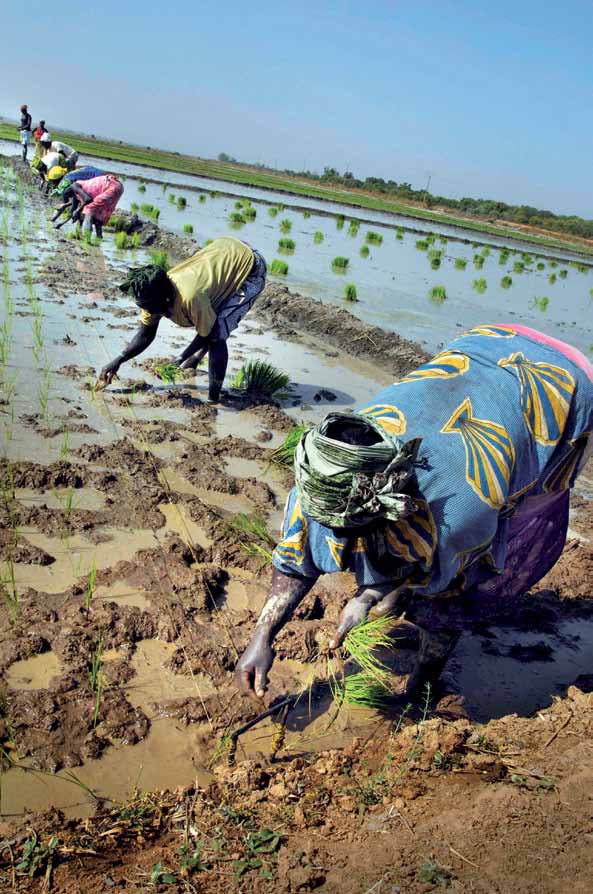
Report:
235,634,274,700
99,359,121,386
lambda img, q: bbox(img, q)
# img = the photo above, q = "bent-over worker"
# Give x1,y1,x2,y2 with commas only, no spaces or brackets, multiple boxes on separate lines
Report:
99,236,267,402
69,173,124,238
237,324,593,700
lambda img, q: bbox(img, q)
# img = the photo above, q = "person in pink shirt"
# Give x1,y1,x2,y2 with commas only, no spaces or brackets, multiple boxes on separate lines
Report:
70,174,124,238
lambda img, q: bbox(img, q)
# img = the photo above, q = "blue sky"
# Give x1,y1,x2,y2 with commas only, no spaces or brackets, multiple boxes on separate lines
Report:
3,1,592,216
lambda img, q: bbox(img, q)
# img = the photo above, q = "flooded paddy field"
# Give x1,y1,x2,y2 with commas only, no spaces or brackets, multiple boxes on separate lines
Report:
1,156,593,894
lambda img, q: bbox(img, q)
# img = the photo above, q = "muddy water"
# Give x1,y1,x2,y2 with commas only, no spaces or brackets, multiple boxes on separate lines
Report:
6,651,62,689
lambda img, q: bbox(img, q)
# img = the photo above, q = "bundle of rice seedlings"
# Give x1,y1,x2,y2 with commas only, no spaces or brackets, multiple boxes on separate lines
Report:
234,200,244,209
473,278,487,294
416,239,429,250
332,256,349,270
314,231,324,244
270,259,289,275
138,183,146,193
429,285,447,304
481,246,491,257
199,194,206,203
231,359,290,397
155,362,180,383
336,672,391,708
177,196,187,209
473,254,485,269
183,223,194,234
229,211,246,224
108,214,127,231
268,206,279,218
430,258,441,270
366,231,383,245
330,615,397,708
278,238,296,253
522,252,533,264
114,231,130,250
427,248,443,263
269,424,310,466
336,214,345,230
360,244,370,258
396,227,405,240
348,220,360,237
303,210,311,219
149,250,170,271
244,206,257,220
344,283,358,301
141,204,160,220
536,262,545,271
549,260,558,268
280,218,292,233
454,258,467,269
499,249,510,264
169,194,176,204
513,260,525,274
227,512,275,563
559,269,568,278
549,273,557,284
131,233,140,248
501,275,513,289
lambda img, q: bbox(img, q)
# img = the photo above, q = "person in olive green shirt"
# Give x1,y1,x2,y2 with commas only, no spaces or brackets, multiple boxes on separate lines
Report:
99,237,267,401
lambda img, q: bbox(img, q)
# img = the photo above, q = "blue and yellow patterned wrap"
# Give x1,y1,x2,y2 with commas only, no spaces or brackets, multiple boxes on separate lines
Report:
272,325,593,595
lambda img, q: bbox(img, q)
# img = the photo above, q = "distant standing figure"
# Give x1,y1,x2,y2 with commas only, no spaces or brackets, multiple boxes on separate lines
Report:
70,174,124,238
39,136,79,171
19,105,32,160
34,120,46,142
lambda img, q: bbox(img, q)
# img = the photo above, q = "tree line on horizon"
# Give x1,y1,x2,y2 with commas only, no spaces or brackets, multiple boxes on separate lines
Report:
217,154,593,240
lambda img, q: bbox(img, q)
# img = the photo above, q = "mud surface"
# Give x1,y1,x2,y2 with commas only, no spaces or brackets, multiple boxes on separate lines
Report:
1,157,593,894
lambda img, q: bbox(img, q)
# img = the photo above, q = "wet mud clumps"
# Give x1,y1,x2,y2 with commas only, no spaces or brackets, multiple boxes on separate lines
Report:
1,459,87,490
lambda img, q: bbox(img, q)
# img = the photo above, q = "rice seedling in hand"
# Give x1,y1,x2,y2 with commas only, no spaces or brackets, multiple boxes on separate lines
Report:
149,250,170,271
176,196,187,209
366,231,383,245
530,295,550,312
344,283,358,302
336,672,391,708
429,285,447,304
280,218,292,233
183,223,194,234
269,424,310,466
473,278,487,294
270,259,289,276
549,273,557,284
501,275,513,289
454,258,467,269
330,615,397,708
332,256,349,271
231,359,290,397
314,231,324,244
416,239,429,250
155,362,180,383
278,238,296,253
559,269,568,279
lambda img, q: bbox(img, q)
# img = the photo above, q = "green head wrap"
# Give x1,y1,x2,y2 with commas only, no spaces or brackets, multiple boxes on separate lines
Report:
294,412,422,528
119,264,171,314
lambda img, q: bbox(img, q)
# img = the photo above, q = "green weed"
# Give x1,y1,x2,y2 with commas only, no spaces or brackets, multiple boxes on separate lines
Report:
454,258,467,269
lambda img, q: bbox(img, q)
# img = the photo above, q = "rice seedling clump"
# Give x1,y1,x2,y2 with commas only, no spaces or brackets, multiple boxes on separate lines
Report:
149,250,170,271
314,231,324,244
229,211,245,224
231,359,290,397
176,196,187,209
429,285,447,304
138,183,146,193
473,254,485,270
416,239,429,250
278,238,296,253
183,223,194,234
270,259,289,276
155,362,180,383
344,283,358,301
549,273,557,284
280,218,292,233
269,424,310,466
366,231,383,245
473,278,487,294
332,256,350,270
531,295,550,311
336,214,345,230
513,260,526,274
227,513,275,563
454,258,467,269
268,207,279,218
114,231,130,250
141,204,160,220
501,275,513,289
360,244,370,258
559,269,568,278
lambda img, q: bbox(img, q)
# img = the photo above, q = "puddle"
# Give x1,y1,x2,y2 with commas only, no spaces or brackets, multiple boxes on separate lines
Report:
224,456,262,479
124,640,216,711
447,616,593,721
221,570,268,613
159,501,213,548
94,581,150,610
6,652,62,690
214,406,285,448
15,486,107,512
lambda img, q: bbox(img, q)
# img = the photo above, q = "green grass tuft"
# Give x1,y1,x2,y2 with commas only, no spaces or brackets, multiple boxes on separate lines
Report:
429,285,447,304
231,359,290,397
270,259,289,276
